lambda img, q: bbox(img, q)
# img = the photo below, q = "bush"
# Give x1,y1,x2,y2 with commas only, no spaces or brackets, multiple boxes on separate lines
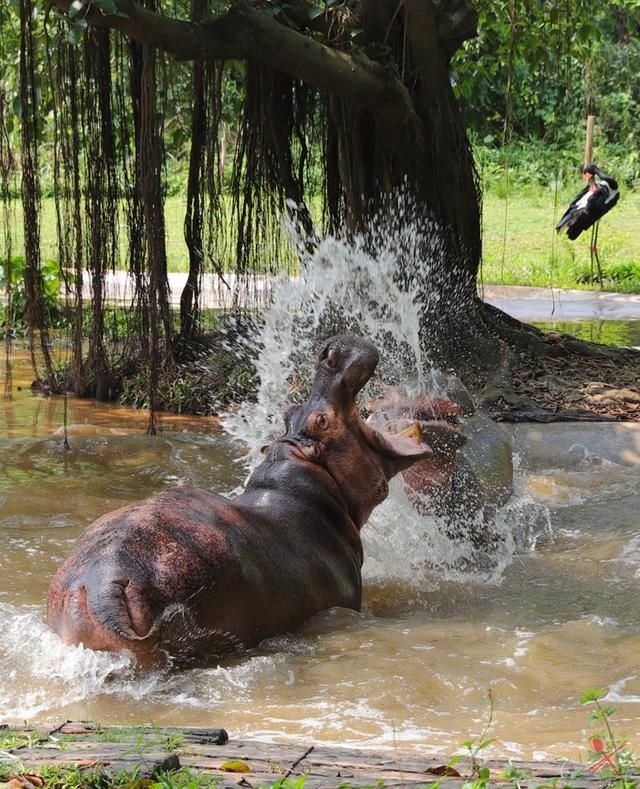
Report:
0,256,69,335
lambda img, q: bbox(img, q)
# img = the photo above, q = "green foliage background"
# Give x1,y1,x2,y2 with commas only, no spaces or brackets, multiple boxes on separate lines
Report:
0,0,639,297
455,0,640,182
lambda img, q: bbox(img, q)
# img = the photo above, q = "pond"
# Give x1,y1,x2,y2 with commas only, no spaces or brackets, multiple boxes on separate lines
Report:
2,343,640,762
533,319,640,348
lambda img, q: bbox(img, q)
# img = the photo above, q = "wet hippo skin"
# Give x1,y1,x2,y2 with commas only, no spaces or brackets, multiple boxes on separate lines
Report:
47,335,461,668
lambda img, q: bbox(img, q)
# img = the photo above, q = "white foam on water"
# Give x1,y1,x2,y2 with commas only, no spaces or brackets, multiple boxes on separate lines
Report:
605,675,640,704
616,532,640,577
0,602,318,720
0,604,132,719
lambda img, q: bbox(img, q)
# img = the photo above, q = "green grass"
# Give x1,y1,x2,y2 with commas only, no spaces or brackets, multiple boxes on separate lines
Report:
4,184,640,292
6,196,192,274
0,728,50,750
481,183,640,292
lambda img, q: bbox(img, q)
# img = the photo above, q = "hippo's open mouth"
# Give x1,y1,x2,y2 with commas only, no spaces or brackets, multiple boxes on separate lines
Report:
366,386,468,453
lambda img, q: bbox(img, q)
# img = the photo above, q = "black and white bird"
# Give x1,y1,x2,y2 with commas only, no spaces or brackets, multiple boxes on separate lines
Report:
556,164,620,240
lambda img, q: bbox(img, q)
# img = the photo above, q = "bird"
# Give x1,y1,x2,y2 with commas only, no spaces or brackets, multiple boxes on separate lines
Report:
556,164,620,240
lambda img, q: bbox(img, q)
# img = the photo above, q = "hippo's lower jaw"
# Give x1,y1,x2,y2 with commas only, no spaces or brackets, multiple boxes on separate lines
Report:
365,386,468,507
368,382,513,541
47,335,436,667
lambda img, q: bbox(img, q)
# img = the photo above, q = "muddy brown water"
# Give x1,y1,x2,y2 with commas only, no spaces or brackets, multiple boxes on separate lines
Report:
2,345,640,763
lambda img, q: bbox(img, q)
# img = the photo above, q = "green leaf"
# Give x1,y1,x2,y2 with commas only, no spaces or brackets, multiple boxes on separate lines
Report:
11,95,21,119
307,5,323,18
67,0,85,18
581,688,606,704
66,23,84,45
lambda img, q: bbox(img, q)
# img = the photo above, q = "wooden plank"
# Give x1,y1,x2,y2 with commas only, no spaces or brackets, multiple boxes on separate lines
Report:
0,744,180,779
0,726,638,787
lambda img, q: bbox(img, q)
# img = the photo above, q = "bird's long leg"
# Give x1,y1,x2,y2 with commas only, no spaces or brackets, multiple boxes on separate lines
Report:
590,221,603,288
594,221,603,288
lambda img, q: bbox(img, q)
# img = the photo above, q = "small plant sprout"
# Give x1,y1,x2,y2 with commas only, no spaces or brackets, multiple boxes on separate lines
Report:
463,688,497,782
432,689,497,789
581,687,635,780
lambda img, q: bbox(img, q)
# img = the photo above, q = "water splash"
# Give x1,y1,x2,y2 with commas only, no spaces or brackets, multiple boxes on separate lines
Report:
224,206,455,464
0,603,308,722
363,472,551,586
0,604,133,719
224,208,548,583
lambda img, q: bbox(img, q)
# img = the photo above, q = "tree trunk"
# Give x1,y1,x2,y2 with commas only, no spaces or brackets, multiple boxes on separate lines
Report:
180,0,207,343
20,0,55,387
84,28,116,400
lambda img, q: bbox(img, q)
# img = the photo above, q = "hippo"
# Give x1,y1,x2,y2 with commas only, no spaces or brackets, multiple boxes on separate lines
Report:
47,335,465,668
367,386,469,506
368,374,514,553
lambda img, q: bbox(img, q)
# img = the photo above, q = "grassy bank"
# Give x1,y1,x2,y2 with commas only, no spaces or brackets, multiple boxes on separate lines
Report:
481,185,640,293
4,184,639,293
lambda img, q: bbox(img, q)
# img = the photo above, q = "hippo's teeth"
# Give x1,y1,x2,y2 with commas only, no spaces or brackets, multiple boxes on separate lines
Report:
398,422,423,442
372,416,420,437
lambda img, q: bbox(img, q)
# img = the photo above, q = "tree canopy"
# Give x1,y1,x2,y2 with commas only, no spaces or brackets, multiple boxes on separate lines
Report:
1,0,638,421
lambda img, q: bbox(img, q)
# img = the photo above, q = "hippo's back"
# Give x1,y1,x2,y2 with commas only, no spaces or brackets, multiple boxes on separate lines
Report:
47,487,250,663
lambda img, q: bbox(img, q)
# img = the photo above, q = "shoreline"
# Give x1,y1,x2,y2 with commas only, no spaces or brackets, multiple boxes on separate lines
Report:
0,723,628,788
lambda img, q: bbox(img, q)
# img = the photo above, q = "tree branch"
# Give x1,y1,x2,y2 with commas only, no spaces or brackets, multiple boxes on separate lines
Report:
49,0,415,131
403,0,450,94
433,0,478,58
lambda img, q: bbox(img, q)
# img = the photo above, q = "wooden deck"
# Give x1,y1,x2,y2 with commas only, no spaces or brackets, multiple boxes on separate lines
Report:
0,722,634,787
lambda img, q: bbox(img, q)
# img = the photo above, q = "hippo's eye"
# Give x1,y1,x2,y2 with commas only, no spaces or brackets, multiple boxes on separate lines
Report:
314,413,329,430
326,349,338,369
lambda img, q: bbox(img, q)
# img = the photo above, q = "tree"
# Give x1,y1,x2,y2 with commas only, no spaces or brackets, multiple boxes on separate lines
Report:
5,0,639,420
54,2,479,256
